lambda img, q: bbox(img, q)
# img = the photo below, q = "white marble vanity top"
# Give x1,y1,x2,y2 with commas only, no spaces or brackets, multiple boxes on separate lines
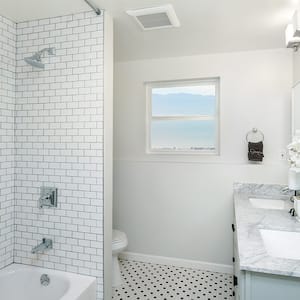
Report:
234,183,300,277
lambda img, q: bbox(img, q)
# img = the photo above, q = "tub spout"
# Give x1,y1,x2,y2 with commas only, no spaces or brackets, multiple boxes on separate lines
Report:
31,238,53,254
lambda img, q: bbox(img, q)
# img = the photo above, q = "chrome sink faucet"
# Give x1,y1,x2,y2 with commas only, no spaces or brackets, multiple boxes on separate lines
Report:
31,238,53,254
281,186,299,201
280,186,299,216
285,188,300,217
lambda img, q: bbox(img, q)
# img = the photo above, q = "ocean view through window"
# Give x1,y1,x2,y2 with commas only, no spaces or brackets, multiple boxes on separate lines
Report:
146,79,219,154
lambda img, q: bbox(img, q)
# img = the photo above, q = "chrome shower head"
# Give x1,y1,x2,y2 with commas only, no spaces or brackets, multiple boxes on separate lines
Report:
24,55,44,69
24,47,55,69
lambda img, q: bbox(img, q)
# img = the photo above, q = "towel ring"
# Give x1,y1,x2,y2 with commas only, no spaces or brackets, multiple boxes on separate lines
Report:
246,128,264,143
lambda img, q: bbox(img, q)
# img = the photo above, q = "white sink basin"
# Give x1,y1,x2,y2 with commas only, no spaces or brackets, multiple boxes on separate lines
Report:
260,229,300,260
249,198,286,210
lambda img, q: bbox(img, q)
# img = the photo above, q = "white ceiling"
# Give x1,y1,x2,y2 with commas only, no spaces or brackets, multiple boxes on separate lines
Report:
0,0,299,61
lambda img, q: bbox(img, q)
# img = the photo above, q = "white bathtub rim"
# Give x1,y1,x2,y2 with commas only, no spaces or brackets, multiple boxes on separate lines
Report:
0,263,96,300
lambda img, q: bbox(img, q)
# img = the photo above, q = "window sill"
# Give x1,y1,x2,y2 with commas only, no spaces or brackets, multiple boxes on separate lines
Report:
146,149,220,156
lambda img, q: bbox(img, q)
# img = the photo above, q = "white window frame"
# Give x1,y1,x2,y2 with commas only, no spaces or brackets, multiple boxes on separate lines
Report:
146,78,220,155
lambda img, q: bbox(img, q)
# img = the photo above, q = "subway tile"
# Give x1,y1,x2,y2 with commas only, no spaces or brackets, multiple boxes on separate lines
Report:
0,12,104,300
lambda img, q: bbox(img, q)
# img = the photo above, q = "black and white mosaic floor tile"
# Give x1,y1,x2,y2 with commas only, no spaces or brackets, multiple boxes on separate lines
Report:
112,259,234,300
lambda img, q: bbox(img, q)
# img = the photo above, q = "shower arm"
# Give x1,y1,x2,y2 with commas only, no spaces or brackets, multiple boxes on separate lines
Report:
38,48,55,56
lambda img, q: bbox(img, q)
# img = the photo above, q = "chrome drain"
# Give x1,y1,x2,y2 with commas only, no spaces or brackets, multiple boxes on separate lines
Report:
40,274,50,286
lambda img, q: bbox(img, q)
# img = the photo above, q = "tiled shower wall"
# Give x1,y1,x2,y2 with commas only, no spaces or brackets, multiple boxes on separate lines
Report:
0,15,16,269
14,12,104,299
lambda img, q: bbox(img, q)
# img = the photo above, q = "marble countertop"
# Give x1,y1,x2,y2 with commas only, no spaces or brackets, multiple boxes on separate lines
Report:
234,183,300,277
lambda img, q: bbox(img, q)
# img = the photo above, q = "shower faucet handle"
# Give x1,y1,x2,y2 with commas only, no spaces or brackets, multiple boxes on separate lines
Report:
39,187,57,208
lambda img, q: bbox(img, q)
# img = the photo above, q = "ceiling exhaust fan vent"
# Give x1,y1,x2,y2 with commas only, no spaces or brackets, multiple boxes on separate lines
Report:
126,5,180,31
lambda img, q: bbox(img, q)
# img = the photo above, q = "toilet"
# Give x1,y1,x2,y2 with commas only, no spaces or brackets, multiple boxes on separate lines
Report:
112,229,128,287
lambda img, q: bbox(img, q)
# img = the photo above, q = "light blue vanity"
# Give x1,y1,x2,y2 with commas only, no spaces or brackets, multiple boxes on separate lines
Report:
233,183,300,300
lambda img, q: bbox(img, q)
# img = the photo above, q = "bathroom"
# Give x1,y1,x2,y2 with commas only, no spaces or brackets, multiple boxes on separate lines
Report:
1,0,300,299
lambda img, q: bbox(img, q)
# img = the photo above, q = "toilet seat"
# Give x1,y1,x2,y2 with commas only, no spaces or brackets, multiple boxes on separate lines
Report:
112,230,128,252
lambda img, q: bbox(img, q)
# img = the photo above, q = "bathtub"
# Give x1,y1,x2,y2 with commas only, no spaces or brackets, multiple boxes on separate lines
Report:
0,264,96,300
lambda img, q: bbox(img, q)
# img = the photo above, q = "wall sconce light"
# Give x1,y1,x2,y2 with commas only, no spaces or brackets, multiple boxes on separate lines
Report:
285,23,300,51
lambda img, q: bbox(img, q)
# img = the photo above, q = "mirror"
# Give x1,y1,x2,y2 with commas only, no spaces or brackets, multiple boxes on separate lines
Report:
292,82,300,138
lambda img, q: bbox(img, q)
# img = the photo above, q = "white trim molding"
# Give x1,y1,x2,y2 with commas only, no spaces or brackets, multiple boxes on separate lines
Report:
119,251,233,275
103,11,114,300
145,77,220,156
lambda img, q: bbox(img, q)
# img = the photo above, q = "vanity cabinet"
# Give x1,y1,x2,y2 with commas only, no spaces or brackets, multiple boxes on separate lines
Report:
233,221,300,300
237,271,300,300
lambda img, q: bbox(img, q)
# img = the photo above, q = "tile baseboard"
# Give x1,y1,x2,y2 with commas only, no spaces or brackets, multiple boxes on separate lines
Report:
119,251,233,275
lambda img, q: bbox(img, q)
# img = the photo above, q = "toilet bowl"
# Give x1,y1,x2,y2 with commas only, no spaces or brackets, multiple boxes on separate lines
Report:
112,230,128,287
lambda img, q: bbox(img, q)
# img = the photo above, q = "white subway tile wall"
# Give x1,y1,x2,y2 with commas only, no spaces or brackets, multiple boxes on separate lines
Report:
14,12,104,299
0,15,16,269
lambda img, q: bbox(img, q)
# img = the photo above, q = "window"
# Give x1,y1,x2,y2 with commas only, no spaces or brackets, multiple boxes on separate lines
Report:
146,78,219,154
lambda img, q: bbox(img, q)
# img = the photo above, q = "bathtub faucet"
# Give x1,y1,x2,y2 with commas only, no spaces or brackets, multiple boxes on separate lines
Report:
31,238,53,254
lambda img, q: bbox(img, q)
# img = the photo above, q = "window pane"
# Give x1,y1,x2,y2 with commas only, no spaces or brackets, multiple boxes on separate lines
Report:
152,85,216,116
151,120,216,151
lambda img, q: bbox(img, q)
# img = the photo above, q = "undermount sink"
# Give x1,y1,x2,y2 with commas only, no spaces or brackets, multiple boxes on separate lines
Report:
260,229,300,260
249,198,286,210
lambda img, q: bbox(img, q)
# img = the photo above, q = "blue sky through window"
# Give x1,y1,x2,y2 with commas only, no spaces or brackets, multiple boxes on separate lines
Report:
152,85,216,116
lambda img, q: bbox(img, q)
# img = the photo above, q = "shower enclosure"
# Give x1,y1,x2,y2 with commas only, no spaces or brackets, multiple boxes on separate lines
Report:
0,10,113,300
